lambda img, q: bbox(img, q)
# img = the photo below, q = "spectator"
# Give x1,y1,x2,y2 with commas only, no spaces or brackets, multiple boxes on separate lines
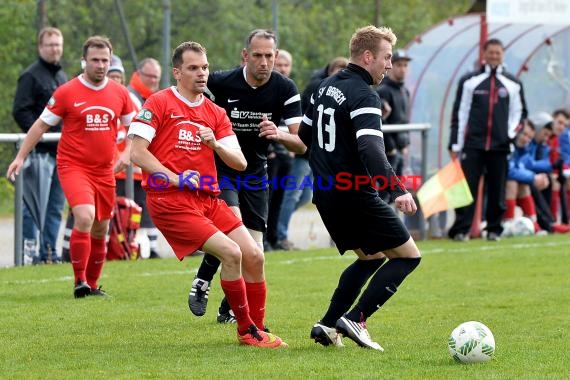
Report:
123,57,163,258
12,26,67,264
7,35,136,298
275,56,348,251
448,38,528,242
506,119,569,233
376,49,411,178
548,109,570,222
265,49,296,250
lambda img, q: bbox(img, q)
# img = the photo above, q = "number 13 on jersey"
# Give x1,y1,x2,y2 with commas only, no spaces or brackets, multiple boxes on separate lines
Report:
316,104,336,152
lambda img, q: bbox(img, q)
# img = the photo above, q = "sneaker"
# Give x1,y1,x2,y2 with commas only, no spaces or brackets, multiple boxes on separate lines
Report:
487,232,501,241
238,325,287,348
74,281,91,299
188,278,210,316
310,322,344,347
335,316,384,351
217,309,237,324
90,286,110,297
452,233,470,242
149,250,161,259
273,239,298,251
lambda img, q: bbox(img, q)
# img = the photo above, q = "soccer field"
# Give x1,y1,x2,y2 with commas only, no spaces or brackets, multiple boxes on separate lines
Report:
1,235,568,379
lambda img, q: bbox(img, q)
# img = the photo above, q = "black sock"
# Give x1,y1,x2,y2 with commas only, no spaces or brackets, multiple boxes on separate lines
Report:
321,258,386,327
219,296,231,314
346,257,421,322
196,253,221,282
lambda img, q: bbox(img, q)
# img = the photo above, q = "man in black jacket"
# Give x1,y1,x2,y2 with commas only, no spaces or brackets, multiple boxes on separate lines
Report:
12,26,68,263
376,49,411,178
448,38,527,242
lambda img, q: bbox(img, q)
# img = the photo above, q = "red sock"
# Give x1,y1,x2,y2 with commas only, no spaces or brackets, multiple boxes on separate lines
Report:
551,190,560,221
220,278,254,335
518,196,536,219
518,196,538,231
245,281,267,330
70,229,91,284
86,236,107,289
504,199,516,220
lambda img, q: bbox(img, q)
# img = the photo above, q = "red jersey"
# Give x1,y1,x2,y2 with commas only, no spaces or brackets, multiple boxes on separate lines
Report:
548,134,560,164
41,75,136,174
128,87,235,195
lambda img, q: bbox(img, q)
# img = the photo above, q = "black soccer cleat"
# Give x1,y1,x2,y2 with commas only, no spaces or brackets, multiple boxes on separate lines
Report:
188,277,210,316
74,280,91,299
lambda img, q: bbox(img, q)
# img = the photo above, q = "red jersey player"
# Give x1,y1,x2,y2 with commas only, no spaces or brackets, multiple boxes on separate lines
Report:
128,41,286,348
7,36,136,298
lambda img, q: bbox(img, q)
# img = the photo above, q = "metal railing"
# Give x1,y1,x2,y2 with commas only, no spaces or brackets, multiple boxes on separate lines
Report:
0,132,134,266
1,123,430,266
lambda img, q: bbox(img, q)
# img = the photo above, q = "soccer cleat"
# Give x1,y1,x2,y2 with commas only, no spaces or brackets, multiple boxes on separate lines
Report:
335,316,384,351
74,280,91,299
217,309,237,324
238,325,287,348
90,286,110,297
310,322,344,347
188,277,210,316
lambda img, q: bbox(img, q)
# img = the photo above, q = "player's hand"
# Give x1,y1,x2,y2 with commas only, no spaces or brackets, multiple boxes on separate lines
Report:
114,151,131,174
197,126,218,150
259,114,280,141
6,158,24,182
394,192,417,215
533,173,549,190
176,169,200,190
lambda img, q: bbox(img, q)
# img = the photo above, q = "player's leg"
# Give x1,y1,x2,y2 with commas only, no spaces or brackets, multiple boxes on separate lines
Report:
86,218,111,296
203,228,285,348
311,253,385,347
189,191,240,316
69,204,96,298
338,238,421,350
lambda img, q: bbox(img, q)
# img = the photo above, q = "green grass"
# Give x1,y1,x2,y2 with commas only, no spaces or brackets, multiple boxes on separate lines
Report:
1,235,569,379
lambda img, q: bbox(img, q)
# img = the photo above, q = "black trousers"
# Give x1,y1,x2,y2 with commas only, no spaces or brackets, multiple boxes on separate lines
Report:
448,148,508,237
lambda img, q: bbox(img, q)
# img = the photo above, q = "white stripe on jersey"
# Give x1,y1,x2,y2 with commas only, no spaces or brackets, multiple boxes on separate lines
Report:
301,115,313,126
39,108,62,127
350,107,382,119
284,116,303,126
356,129,383,139
121,111,137,126
128,121,156,143
284,93,301,106
218,135,241,150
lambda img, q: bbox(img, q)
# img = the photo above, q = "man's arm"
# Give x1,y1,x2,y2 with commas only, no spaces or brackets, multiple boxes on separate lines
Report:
198,128,247,171
12,73,38,132
258,116,307,154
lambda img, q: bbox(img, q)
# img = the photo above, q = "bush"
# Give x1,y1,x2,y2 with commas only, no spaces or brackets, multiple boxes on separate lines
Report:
0,176,14,215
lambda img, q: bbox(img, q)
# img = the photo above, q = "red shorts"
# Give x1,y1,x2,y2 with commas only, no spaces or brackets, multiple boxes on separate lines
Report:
146,189,243,260
58,165,115,221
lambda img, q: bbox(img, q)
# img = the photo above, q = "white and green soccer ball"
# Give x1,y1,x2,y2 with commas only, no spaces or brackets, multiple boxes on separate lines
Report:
448,321,495,364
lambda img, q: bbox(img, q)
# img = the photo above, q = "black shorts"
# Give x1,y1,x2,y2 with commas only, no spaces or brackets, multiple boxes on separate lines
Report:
219,187,268,233
315,191,410,255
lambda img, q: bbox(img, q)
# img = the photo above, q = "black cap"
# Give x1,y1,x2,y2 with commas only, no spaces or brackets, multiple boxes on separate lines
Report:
392,49,412,62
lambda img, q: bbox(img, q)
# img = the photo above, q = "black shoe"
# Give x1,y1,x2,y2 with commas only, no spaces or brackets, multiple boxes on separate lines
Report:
217,309,237,324
74,281,91,299
149,250,161,259
90,286,110,297
188,277,210,316
452,233,470,242
335,316,383,351
310,322,344,347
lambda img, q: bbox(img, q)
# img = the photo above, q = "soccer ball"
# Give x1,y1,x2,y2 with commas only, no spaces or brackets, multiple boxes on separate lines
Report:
448,321,495,364
502,216,535,237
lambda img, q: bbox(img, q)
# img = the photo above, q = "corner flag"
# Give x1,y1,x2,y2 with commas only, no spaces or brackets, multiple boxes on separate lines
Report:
416,160,473,219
